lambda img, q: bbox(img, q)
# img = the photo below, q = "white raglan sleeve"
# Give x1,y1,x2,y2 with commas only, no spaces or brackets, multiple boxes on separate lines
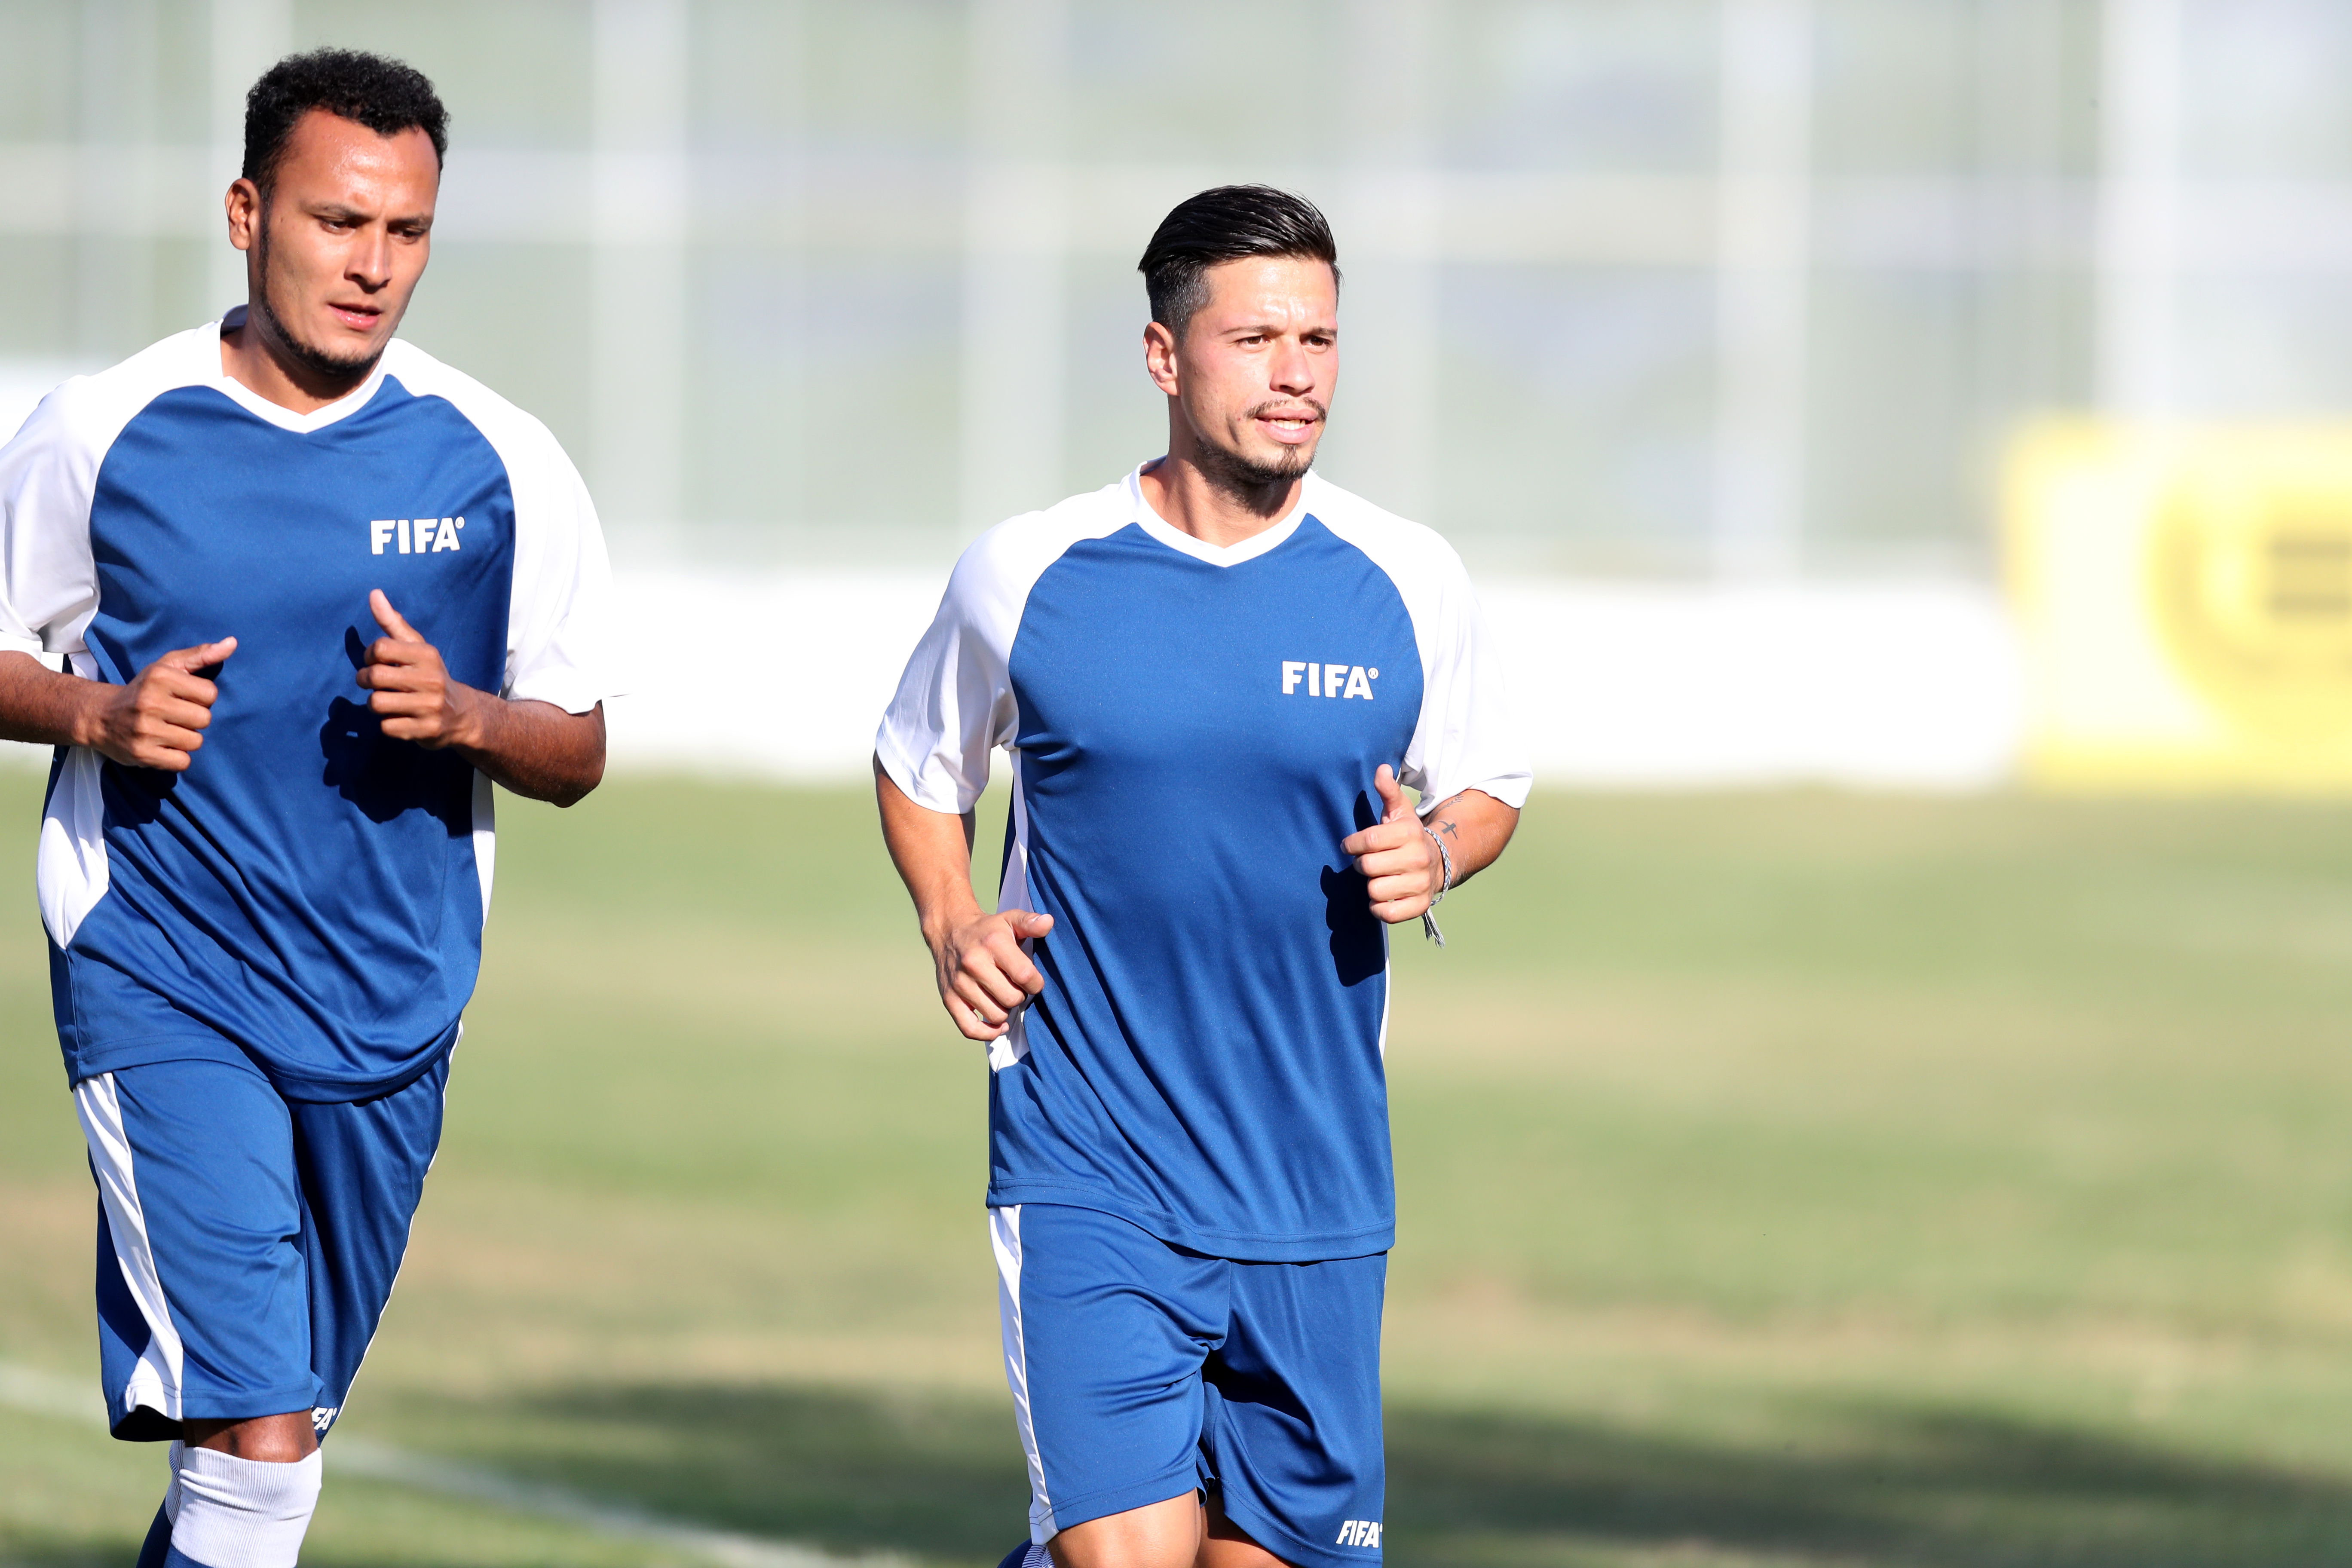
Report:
502,427,622,714
1400,547,1534,814
874,533,1028,815
0,383,102,661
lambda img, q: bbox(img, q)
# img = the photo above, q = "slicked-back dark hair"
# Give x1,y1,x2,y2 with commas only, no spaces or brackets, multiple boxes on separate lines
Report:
1138,185,1339,341
243,49,448,195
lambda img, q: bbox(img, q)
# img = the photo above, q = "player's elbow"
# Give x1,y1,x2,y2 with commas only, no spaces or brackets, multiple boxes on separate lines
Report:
544,704,608,807
548,751,604,808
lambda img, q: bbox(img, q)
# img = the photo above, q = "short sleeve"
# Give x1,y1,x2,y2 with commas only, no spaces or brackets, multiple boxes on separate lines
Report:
1399,551,1533,813
874,541,1026,815
0,383,101,660
502,433,622,714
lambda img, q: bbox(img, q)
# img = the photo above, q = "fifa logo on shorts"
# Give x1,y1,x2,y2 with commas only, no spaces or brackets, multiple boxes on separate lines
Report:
368,516,466,554
1281,661,1378,700
1336,1519,1382,1548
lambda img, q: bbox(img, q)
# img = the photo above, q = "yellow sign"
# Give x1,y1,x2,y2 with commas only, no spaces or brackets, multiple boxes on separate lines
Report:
2006,422,2352,789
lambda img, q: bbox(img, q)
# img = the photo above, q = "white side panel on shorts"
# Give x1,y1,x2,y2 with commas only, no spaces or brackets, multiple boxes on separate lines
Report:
38,742,109,946
164,1439,187,1523
989,757,1034,1072
989,1204,1056,1544
471,768,496,922
73,1072,186,1424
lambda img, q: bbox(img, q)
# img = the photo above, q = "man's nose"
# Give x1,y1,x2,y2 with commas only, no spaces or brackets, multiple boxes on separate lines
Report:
350,230,392,289
1270,339,1315,392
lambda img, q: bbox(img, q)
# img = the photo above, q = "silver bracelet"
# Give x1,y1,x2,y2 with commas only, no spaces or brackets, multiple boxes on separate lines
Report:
1421,824,1454,905
1419,824,1453,948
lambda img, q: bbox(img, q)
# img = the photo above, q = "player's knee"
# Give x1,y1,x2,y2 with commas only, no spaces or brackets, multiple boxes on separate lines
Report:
166,1444,322,1568
180,1412,317,1464
1047,1496,1204,1568
1048,1540,1200,1568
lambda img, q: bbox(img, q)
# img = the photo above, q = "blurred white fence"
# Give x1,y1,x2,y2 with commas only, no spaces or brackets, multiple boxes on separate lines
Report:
0,563,2025,794
606,569,2022,792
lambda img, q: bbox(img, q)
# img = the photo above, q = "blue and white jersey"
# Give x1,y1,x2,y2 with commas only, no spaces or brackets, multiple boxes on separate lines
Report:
0,314,619,1100
878,467,1530,1261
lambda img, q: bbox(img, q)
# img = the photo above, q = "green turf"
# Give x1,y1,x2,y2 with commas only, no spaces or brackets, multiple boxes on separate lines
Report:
7,774,2352,1565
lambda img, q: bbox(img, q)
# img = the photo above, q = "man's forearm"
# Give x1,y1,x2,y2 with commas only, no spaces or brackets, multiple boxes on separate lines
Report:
1421,787,1519,888
874,755,982,938
450,692,605,807
0,650,102,749
875,754,1052,1041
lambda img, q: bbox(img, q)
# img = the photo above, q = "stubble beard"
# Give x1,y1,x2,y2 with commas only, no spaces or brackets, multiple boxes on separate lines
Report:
1192,399,1325,509
250,207,385,391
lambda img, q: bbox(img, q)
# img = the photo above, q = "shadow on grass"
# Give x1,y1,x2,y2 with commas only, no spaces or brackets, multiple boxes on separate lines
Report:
401,1382,2352,1568
1390,1401,2352,1566
0,1537,137,1568
418,1381,1029,1564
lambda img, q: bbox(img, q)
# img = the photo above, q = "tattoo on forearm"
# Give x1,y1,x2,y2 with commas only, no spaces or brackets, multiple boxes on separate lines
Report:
1429,792,1468,842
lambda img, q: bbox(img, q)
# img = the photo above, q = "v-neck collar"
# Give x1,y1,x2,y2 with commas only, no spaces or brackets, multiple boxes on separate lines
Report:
205,307,392,435
1125,464,1308,567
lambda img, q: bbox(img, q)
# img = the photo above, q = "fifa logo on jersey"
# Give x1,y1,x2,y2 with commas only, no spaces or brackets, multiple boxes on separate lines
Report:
1336,1519,1382,1548
1282,660,1378,700
368,516,465,555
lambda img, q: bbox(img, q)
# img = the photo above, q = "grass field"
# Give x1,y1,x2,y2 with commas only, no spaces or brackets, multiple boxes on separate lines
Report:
7,772,2352,1565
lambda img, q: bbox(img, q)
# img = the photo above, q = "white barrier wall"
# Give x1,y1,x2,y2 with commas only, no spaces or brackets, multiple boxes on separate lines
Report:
605,570,2024,792
603,569,947,784
1478,580,2023,790
0,568,2023,791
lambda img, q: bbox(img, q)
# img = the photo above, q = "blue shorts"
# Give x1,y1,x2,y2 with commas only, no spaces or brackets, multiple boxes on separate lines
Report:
991,1203,1387,1568
72,1051,449,1440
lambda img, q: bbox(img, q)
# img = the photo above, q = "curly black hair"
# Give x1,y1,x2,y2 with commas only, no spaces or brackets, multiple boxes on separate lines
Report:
1137,186,1339,341
243,48,448,194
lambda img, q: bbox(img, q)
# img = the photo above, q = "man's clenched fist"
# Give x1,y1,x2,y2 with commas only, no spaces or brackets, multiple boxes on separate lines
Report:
92,637,237,771
933,907,1057,1041
1341,763,1445,924
355,588,480,749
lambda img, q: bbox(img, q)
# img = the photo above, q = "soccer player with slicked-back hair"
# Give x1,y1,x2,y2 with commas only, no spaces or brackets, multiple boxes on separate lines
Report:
0,49,619,1568
876,186,1531,1568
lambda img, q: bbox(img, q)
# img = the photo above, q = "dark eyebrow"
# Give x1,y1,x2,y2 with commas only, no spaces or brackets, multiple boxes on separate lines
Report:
306,202,432,232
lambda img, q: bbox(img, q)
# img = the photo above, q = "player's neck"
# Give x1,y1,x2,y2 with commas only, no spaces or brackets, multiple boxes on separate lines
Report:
219,309,376,416
1137,453,1303,550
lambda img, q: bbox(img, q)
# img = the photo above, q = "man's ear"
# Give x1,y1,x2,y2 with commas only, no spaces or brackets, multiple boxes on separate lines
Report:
225,178,262,254
1143,320,1182,398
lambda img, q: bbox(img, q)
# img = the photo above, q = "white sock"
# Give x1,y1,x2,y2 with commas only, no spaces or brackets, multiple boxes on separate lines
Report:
168,1445,322,1568
1024,1545,1053,1568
